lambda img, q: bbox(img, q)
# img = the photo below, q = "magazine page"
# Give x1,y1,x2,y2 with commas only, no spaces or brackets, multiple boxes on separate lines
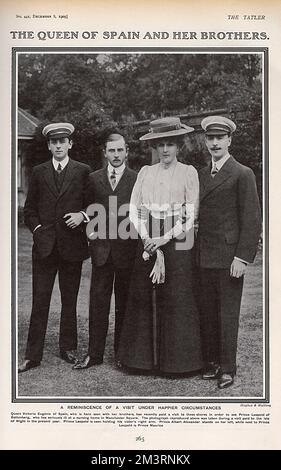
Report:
0,0,280,452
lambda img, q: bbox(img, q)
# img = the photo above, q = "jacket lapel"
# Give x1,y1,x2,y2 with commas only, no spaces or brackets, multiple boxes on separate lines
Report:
58,159,78,198
43,160,59,198
199,164,212,200
98,167,112,192
200,156,235,202
98,166,130,194
114,167,130,193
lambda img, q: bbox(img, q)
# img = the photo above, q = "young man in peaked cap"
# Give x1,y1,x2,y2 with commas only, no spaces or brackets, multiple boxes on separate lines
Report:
18,123,91,373
197,115,261,389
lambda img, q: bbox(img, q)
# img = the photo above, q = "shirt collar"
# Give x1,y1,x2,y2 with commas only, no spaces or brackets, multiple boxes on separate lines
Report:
212,153,231,171
52,156,69,170
107,162,126,175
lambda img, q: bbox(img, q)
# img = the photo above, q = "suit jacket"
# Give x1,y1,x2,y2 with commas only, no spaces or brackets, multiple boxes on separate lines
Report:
197,156,261,269
85,166,138,268
24,158,91,261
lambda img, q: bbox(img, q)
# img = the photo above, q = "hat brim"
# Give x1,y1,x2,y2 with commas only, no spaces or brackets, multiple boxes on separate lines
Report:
140,127,193,141
47,132,73,139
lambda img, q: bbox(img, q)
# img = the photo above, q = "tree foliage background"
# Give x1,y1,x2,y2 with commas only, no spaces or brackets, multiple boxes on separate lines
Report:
18,53,263,198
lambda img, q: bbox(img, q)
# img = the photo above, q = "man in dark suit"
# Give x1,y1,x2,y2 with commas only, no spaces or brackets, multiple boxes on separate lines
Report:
18,123,91,373
73,131,138,369
197,116,261,389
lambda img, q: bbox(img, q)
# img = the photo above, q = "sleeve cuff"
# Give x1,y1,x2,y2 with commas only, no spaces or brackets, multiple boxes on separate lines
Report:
80,211,90,223
234,256,248,265
139,224,149,240
33,224,42,233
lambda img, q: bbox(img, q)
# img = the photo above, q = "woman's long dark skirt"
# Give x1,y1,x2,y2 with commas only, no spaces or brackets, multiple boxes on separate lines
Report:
117,239,202,373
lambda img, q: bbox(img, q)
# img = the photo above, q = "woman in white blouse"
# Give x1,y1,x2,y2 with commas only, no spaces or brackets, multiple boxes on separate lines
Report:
117,117,202,375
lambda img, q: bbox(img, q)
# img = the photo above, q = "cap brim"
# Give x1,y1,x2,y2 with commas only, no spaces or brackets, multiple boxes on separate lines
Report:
47,132,72,139
140,128,193,141
205,129,230,136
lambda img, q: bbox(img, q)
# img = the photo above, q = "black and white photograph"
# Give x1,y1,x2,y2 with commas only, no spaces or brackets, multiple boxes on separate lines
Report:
14,49,267,401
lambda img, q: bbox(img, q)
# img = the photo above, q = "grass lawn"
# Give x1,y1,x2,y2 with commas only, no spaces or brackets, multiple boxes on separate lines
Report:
17,226,264,399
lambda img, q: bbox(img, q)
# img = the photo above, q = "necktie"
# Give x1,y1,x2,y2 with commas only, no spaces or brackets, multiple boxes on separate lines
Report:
55,162,63,191
110,169,116,189
211,164,218,178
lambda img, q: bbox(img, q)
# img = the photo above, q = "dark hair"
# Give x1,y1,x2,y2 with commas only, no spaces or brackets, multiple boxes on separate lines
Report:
102,133,128,155
99,127,126,148
150,135,185,149
105,132,125,144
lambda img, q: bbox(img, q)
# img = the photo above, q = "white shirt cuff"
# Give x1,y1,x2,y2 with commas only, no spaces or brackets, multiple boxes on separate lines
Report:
80,211,90,223
234,256,248,265
33,224,42,233
139,222,149,240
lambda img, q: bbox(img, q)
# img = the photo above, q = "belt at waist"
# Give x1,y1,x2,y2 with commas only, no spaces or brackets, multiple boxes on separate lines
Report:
148,209,181,219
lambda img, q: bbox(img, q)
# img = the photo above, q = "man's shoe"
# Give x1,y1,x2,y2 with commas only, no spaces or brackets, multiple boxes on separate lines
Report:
72,355,103,370
202,363,221,380
60,350,77,364
218,373,234,389
18,359,40,373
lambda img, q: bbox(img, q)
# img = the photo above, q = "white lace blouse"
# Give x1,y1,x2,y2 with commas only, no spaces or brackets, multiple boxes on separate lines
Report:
129,160,199,240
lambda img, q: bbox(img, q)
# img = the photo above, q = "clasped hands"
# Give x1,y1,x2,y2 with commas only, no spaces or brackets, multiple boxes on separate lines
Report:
143,236,169,256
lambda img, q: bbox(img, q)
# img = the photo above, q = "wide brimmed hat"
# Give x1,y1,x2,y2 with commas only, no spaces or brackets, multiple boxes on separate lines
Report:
42,122,75,139
201,116,236,135
139,117,194,141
